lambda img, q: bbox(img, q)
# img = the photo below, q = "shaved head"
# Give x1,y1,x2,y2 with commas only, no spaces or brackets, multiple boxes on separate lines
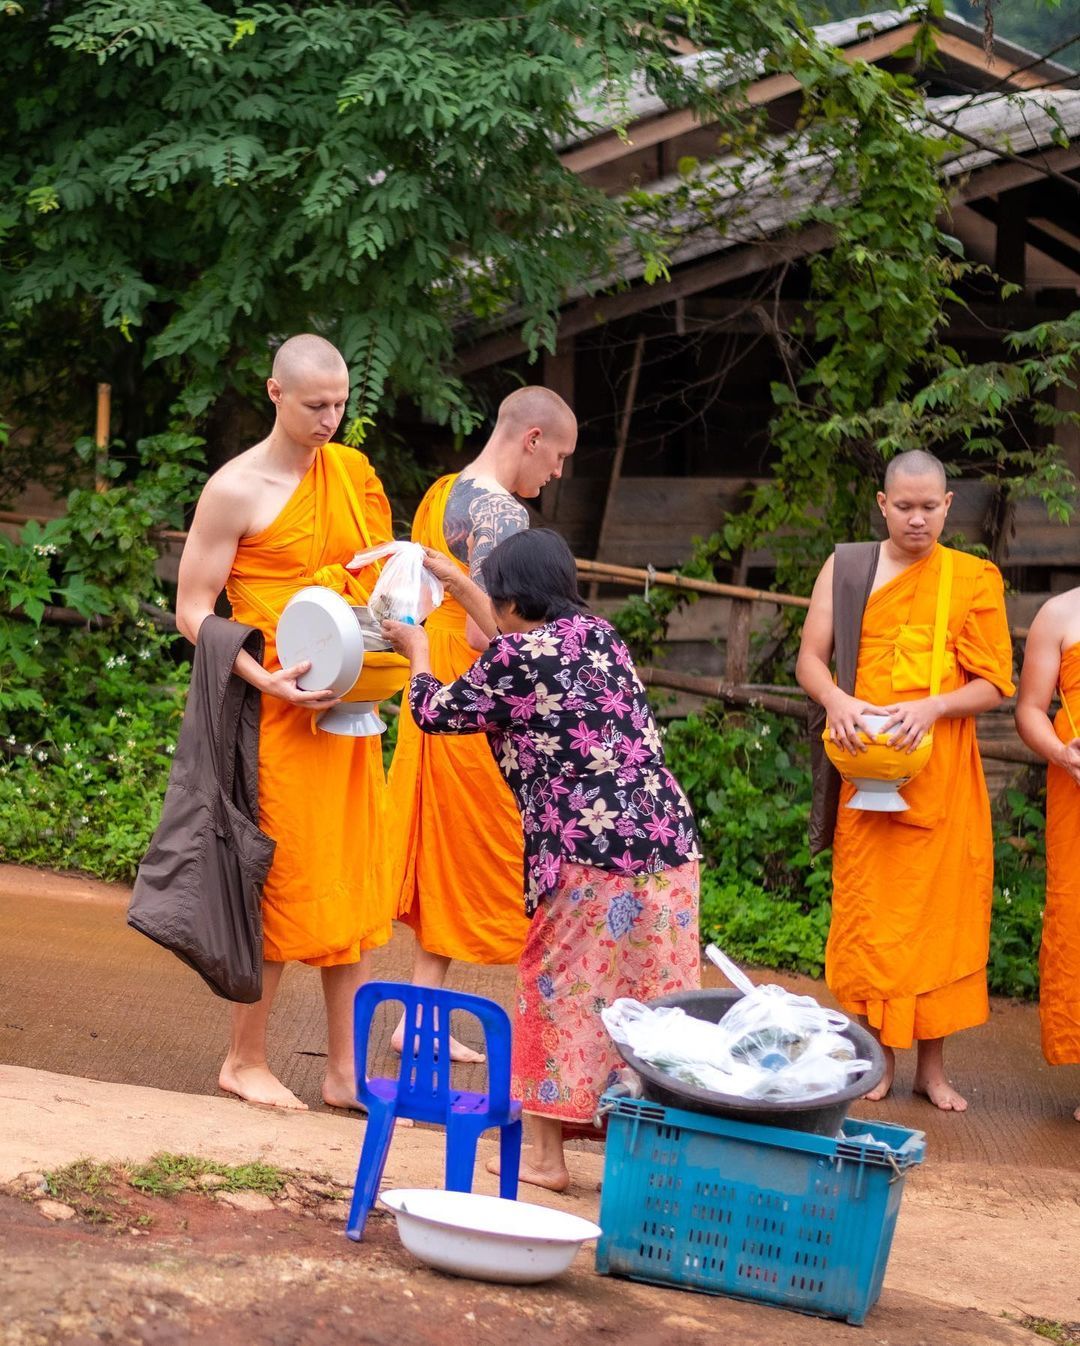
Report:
495,385,576,437
272,333,348,388
883,449,947,493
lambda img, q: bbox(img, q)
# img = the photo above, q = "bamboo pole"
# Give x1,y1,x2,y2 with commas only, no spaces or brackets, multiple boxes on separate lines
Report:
640,666,1039,765
94,383,111,492
577,556,812,609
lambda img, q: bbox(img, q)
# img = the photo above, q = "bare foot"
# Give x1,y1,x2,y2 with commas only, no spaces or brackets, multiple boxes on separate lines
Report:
321,1070,360,1111
390,1023,485,1064
913,1074,968,1112
863,1044,895,1102
486,1153,569,1194
1073,1103,1080,1123
219,1062,308,1111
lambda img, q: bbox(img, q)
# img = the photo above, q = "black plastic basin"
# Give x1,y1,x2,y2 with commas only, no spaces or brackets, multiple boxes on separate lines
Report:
615,988,886,1136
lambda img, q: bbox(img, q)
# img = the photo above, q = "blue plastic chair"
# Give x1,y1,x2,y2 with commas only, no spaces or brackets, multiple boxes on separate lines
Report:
345,981,523,1241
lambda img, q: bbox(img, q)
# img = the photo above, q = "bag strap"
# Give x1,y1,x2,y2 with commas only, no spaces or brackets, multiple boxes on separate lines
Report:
929,546,953,699
1060,687,1080,741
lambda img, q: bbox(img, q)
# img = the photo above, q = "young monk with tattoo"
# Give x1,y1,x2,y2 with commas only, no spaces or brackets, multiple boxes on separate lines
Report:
386,387,577,1061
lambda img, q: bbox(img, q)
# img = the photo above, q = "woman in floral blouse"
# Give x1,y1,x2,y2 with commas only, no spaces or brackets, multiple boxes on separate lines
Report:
384,529,700,1192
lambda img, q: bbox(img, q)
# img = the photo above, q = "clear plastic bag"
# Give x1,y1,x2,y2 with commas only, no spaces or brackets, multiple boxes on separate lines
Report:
348,541,444,626
601,987,873,1103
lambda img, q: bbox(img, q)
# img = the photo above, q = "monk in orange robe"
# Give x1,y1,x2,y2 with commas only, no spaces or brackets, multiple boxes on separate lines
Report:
798,449,1014,1110
386,388,576,1061
176,334,393,1111
1015,588,1080,1120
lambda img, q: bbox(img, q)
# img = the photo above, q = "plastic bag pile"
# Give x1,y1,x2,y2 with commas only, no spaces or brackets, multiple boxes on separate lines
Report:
348,541,444,626
601,986,873,1102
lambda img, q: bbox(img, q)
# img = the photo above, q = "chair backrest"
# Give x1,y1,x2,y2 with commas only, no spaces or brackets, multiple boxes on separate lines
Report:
353,981,514,1122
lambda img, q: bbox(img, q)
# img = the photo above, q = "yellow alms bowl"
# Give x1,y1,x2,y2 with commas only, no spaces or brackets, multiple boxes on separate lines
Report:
823,728,933,786
339,648,411,704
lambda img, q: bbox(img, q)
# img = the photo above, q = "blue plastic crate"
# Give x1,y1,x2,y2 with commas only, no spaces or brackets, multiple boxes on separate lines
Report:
595,1093,925,1325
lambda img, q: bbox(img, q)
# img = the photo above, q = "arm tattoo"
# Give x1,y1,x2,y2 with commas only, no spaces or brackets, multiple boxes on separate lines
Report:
443,477,528,592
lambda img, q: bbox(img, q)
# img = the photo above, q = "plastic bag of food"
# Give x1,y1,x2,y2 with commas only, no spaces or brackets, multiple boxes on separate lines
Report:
601,987,873,1103
347,541,443,626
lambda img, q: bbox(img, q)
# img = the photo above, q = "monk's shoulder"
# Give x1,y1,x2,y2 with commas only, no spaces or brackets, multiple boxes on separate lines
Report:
199,450,261,513
946,547,1001,585
326,440,374,480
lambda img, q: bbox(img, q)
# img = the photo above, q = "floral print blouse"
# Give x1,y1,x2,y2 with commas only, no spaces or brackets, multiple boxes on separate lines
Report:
408,612,701,916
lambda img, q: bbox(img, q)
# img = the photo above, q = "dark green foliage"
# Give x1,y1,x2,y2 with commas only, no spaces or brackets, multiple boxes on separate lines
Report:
2,0,726,452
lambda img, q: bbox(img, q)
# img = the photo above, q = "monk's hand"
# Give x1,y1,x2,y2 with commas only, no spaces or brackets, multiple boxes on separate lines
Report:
881,697,943,753
264,660,342,707
823,690,890,755
1058,737,1080,787
422,547,462,592
382,619,428,661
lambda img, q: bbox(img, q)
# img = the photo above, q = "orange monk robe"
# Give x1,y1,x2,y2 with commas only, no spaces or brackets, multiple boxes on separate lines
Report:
387,474,530,964
827,545,1015,1049
1040,642,1080,1065
226,442,393,966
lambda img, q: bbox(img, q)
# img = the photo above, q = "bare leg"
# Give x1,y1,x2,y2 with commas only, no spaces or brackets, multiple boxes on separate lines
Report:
486,1115,569,1193
218,961,307,1110
390,946,485,1064
913,1036,968,1111
321,955,371,1109
862,1020,895,1103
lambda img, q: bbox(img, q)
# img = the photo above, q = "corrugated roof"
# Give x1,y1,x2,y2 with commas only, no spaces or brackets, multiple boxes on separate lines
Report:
565,9,1078,148
612,88,1080,284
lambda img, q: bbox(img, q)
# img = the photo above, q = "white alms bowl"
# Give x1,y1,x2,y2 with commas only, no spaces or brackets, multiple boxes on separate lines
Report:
378,1189,603,1284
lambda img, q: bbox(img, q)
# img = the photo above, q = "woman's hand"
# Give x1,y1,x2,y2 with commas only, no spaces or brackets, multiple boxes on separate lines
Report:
823,689,891,755
881,697,944,753
382,619,429,662
422,547,462,593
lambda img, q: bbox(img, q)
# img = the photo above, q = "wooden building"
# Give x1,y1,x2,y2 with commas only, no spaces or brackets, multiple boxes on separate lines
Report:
413,8,1080,662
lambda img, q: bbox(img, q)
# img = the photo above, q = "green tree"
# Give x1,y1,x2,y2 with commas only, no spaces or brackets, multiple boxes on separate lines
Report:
2,0,766,472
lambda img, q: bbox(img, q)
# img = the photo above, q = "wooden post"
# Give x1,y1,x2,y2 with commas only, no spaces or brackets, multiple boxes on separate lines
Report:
591,333,646,596
94,383,111,492
725,598,753,686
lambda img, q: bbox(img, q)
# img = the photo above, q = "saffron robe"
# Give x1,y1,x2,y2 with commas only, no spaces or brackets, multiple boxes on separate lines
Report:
827,545,1015,1049
387,474,530,964
1040,641,1080,1065
225,442,393,966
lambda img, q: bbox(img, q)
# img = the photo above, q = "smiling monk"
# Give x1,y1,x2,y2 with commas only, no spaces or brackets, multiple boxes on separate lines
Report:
176,333,393,1111
797,449,1015,1110
386,387,576,1062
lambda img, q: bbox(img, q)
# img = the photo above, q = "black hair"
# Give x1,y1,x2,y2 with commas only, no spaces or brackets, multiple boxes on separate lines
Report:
480,528,588,623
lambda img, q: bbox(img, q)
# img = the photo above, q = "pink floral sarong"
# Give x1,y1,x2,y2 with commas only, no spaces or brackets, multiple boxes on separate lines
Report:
511,858,700,1124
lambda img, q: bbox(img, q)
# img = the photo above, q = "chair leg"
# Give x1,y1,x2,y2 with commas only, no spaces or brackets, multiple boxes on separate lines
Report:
444,1116,487,1194
346,1103,396,1242
498,1119,522,1201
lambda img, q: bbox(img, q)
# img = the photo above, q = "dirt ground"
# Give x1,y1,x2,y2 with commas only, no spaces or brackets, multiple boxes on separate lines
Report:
1,864,1079,1345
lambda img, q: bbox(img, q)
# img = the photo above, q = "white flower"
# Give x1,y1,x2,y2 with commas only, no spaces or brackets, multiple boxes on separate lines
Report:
759,723,771,737
586,649,612,674
165,744,175,756
116,708,129,719
521,630,559,660
533,683,563,716
643,724,662,754
531,732,559,757
34,749,47,762
79,815,89,825
63,742,73,752
643,770,661,796
32,542,58,556
126,739,136,750
499,741,519,772
578,801,619,835
587,745,619,776
6,735,15,745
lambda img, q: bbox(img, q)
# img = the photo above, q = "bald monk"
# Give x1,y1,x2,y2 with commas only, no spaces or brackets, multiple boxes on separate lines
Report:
387,387,577,1061
1014,589,1080,1119
176,334,393,1110
797,449,1015,1110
